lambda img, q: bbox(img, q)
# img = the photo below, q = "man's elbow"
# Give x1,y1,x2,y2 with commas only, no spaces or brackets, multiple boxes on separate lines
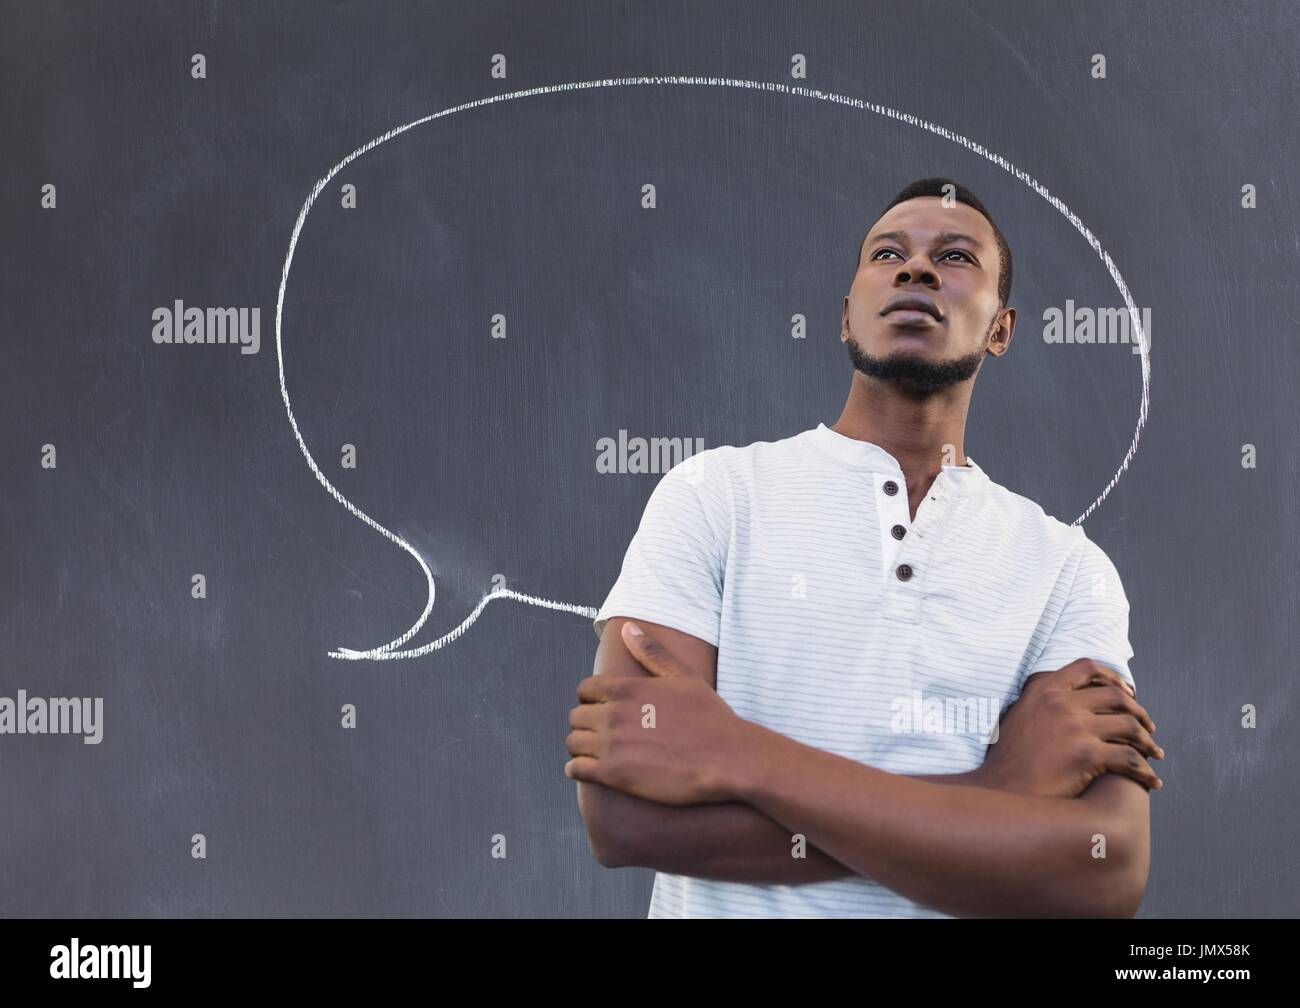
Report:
1067,832,1149,918
577,781,641,868
1065,773,1151,917
1091,854,1149,918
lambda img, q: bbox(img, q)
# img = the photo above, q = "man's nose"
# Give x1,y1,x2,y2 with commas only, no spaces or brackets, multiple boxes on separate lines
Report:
894,257,940,288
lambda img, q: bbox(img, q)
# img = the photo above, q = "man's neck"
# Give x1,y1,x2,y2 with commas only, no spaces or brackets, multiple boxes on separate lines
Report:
830,374,973,515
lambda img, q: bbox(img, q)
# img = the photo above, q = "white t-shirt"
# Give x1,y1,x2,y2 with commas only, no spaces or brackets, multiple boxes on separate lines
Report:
593,422,1136,919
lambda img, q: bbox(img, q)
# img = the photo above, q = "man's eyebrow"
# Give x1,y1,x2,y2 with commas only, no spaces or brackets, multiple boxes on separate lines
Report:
938,231,984,248
865,229,985,249
864,230,909,247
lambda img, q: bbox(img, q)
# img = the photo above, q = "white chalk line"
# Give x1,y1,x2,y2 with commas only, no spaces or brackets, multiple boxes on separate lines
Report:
275,76,1150,660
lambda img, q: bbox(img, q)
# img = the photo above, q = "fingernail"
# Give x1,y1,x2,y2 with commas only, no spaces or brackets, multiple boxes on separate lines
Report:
625,622,643,637
564,762,573,778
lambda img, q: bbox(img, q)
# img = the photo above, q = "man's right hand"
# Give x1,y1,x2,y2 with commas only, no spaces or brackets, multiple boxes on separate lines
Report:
976,659,1164,799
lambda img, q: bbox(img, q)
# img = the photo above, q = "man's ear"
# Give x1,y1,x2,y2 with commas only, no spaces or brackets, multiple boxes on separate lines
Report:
841,295,850,343
986,306,1016,357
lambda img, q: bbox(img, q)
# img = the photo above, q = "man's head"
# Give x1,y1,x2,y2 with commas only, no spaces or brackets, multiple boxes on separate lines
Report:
843,177,1016,397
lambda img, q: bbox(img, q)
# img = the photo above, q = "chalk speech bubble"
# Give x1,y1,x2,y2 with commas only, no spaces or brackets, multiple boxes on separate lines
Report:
275,76,1151,661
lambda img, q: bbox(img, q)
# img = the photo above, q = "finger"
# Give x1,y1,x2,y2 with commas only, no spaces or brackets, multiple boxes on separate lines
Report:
576,674,614,704
1090,713,1165,760
1099,742,1163,791
565,728,601,758
568,704,603,730
1082,684,1156,734
621,622,685,678
1092,672,1138,700
1024,661,1124,697
1067,659,1136,698
564,756,601,783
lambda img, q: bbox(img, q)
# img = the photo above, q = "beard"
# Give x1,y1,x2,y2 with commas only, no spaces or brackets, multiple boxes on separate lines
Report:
844,332,986,397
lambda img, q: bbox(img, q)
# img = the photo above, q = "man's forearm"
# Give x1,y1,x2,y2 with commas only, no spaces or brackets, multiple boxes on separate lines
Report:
730,721,1144,917
580,766,986,885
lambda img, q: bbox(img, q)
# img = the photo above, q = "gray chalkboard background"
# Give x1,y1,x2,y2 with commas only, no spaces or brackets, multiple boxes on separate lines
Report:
2,1,1296,917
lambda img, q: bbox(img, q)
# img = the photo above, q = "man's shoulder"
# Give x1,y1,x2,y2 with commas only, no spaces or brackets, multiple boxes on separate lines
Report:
666,429,813,487
980,476,1090,555
979,477,1125,578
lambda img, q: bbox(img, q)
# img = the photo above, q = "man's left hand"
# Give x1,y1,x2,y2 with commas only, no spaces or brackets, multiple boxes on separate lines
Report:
564,622,754,805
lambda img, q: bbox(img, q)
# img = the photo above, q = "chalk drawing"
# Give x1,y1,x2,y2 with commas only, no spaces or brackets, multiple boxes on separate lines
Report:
275,76,1150,660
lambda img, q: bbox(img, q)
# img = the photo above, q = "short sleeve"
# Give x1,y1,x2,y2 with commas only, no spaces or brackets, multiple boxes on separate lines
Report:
593,453,729,647
1024,535,1137,696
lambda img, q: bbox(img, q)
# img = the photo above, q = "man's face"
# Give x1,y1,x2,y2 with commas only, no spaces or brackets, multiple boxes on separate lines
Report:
843,196,1014,395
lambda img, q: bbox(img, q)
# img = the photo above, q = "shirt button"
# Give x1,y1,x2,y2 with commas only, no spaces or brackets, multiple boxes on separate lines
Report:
891,524,906,540
896,563,913,581
883,480,899,496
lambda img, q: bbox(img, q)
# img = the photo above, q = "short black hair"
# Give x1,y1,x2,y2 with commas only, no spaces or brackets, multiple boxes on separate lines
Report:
856,177,1013,308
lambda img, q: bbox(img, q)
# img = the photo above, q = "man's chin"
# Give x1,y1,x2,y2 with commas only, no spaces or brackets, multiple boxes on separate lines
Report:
845,339,984,395
880,345,940,365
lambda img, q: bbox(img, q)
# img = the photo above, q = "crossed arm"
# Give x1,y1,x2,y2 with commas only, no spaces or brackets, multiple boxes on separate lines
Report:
575,616,1150,918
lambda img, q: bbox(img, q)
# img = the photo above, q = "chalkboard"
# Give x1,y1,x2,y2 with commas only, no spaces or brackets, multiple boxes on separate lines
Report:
1,0,1295,918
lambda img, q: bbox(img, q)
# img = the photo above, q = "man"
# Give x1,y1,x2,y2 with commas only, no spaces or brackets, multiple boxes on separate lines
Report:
567,177,1162,918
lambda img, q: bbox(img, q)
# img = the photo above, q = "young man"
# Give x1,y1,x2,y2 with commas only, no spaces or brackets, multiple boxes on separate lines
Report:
567,177,1161,918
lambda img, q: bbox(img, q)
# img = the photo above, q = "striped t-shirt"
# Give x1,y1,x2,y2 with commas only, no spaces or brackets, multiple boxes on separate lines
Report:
593,421,1136,919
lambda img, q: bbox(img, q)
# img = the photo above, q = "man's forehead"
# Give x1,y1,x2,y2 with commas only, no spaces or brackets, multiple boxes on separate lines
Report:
867,197,993,246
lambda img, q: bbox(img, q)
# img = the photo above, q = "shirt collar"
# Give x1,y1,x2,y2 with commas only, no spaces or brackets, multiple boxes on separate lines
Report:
807,422,989,488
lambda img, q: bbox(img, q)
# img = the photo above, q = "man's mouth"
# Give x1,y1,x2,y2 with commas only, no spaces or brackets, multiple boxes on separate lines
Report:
880,293,944,322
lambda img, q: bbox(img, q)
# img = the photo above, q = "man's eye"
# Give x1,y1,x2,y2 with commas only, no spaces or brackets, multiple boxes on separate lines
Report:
941,249,974,262
871,249,902,260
